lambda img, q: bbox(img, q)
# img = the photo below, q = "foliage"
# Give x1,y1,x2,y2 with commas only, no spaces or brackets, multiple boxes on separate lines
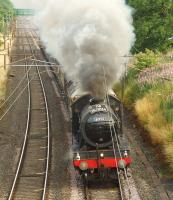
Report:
114,50,173,175
134,49,159,69
0,0,14,32
114,49,157,107
160,83,173,123
128,0,173,52
162,99,173,123
0,67,8,102
135,81,173,174
135,85,173,143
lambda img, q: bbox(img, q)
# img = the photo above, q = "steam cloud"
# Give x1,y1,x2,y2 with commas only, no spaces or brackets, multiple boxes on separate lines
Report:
12,0,135,98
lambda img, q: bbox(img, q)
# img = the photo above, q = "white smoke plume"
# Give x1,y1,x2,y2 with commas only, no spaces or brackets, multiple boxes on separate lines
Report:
12,0,135,98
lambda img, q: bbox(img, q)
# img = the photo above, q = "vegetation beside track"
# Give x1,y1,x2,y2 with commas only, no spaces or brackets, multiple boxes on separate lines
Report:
123,0,173,176
128,0,173,52
0,0,14,102
0,67,8,102
0,0,14,32
114,49,173,175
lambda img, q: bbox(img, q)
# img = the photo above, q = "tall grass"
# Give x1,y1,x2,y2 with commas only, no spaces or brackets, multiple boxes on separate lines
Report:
0,67,8,102
135,82,173,146
114,49,173,175
0,33,3,49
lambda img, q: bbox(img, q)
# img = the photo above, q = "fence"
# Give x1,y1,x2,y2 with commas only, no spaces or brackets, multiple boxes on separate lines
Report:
14,9,36,16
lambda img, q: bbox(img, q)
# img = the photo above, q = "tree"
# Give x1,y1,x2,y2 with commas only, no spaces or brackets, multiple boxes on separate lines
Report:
0,0,14,32
128,0,173,52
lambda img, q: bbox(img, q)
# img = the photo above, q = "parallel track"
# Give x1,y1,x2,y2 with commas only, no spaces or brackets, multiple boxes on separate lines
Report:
7,17,50,200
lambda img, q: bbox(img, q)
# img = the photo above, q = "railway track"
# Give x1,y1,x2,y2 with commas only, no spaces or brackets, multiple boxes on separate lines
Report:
7,17,50,200
0,16,171,200
36,30,130,200
5,16,137,200
71,165,131,200
84,180,122,200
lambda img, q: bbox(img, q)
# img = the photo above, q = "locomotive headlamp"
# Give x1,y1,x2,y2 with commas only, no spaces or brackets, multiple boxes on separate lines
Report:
100,153,104,158
124,151,128,157
79,161,88,171
76,153,80,160
118,160,126,169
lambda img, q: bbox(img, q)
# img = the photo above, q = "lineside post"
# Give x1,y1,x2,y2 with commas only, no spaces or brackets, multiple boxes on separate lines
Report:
4,54,6,70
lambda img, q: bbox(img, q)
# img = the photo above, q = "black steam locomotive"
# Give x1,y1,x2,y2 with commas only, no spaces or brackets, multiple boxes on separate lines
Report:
40,49,131,178
66,81,132,179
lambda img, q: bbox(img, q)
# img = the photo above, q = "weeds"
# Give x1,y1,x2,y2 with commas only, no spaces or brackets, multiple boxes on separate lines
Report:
114,49,173,175
0,66,8,102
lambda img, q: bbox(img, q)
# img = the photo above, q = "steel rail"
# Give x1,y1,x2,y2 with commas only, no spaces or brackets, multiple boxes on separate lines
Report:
7,21,31,200
0,69,54,122
102,66,125,200
28,27,50,200
36,65,50,200
103,66,134,199
7,19,50,200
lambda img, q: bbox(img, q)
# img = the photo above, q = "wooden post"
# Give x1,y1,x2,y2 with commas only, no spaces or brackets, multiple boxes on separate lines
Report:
8,43,10,56
3,35,6,50
4,54,6,70
3,17,6,50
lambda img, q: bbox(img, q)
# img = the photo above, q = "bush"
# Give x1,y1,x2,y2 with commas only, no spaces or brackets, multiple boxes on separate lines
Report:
134,49,159,70
128,0,173,53
0,0,14,32
114,50,157,107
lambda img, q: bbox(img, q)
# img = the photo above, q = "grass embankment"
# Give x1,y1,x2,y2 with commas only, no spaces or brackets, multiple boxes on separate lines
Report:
0,35,7,103
0,67,8,103
114,49,173,176
0,0,14,103
0,35,8,103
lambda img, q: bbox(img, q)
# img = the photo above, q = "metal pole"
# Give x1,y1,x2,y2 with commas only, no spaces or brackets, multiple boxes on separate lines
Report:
8,43,10,56
2,17,5,50
3,17,6,50
120,63,127,136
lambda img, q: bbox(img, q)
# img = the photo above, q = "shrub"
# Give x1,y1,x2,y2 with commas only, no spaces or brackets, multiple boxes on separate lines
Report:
134,49,159,70
114,49,157,106
0,0,14,32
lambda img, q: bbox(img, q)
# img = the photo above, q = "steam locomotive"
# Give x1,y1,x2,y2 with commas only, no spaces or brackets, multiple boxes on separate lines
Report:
41,47,132,179
65,80,132,179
